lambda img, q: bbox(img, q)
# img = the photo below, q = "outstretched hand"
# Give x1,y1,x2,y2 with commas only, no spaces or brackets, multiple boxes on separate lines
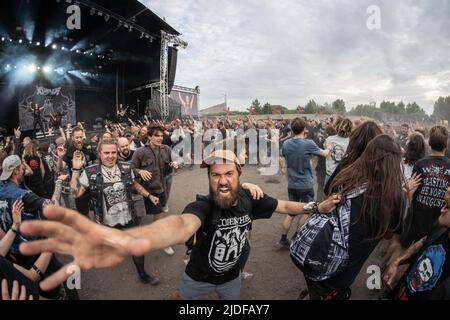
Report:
19,206,152,291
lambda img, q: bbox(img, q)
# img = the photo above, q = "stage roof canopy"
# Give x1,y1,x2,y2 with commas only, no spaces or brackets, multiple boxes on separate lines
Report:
0,0,181,89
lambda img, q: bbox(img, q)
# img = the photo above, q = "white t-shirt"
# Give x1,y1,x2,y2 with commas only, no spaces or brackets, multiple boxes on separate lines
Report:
403,162,414,179
324,135,350,176
80,165,134,227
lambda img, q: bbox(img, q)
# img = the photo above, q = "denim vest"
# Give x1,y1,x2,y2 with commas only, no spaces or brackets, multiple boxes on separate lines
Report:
0,181,41,254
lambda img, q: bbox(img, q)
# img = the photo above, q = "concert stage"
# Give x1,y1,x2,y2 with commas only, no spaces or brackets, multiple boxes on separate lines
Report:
0,0,184,136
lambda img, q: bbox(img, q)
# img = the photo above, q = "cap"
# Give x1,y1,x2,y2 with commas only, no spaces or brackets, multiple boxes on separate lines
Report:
0,155,22,181
201,149,242,173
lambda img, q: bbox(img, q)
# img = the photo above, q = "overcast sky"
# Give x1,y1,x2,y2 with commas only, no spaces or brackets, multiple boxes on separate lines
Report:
139,0,450,114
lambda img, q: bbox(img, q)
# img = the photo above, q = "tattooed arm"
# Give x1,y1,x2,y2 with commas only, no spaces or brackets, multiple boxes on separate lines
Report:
70,170,87,199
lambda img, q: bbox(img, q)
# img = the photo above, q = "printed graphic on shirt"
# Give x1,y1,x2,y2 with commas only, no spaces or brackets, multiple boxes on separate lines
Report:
416,165,450,208
407,245,446,293
103,182,129,218
208,215,251,273
327,143,346,162
29,159,39,170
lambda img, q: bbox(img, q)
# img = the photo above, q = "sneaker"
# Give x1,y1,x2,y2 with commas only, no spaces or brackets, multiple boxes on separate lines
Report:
138,272,160,286
163,205,169,213
164,247,175,256
241,271,254,280
276,237,291,248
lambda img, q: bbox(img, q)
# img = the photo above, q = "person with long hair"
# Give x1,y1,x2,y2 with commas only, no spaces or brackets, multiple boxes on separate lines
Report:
403,133,426,179
22,142,46,198
324,121,382,195
324,118,353,185
401,126,450,248
303,134,406,300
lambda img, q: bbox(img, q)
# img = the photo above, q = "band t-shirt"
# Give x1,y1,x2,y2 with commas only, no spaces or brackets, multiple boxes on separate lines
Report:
393,231,450,300
79,165,134,227
402,156,450,247
182,189,278,285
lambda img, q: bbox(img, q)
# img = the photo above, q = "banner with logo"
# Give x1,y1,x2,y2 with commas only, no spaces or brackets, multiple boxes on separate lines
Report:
18,84,76,131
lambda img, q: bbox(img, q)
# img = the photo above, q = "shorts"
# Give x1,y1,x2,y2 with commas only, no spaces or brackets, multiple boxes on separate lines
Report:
288,188,314,217
143,192,167,215
178,272,241,300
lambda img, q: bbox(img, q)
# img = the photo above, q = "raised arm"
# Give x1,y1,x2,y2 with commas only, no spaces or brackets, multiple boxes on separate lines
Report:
275,194,341,216
19,206,201,290
0,200,23,257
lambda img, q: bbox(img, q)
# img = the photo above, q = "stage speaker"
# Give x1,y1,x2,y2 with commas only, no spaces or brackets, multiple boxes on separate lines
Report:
168,47,178,94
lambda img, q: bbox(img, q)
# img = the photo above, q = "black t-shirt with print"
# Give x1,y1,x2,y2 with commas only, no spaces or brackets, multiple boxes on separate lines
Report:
401,156,450,248
393,230,450,300
182,188,278,285
322,194,402,289
24,155,46,197
63,143,97,171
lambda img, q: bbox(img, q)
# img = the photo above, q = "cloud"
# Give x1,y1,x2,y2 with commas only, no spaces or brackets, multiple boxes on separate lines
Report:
140,0,450,114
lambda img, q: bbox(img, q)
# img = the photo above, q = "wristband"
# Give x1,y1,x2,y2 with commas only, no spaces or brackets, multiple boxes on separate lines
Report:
32,265,44,278
11,226,19,234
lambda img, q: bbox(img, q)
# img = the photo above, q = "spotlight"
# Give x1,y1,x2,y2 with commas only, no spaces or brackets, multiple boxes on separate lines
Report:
9,39,12,42
97,11,103,17
27,64,37,73
52,44,58,49
43,66,51,73
129,26,133,32
36,42,41,46
29,41,32,44
1,37,5,42
104,14,110,22
90,8,96,15
76,49,81,53
140,32,144,39
5,64,11,70
18,39,23,44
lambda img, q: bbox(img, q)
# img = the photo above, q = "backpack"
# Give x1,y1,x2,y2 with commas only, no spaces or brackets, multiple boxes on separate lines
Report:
290,186,366,282
185,194,220,255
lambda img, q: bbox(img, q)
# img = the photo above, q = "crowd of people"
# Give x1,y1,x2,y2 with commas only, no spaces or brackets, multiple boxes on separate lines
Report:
0,112,449,300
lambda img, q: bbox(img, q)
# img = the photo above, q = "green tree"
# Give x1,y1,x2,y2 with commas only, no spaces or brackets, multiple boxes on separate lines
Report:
433,96,450,121
304,99,318,114
251,99,262,114
349,104,377,117
262,102,272,114
332,99,346,114
406,102,425,115
397,101,406,114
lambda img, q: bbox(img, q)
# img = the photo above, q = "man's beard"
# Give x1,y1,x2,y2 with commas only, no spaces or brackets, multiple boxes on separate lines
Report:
74,142,83,150
121,150,130,157
210,184,239,209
